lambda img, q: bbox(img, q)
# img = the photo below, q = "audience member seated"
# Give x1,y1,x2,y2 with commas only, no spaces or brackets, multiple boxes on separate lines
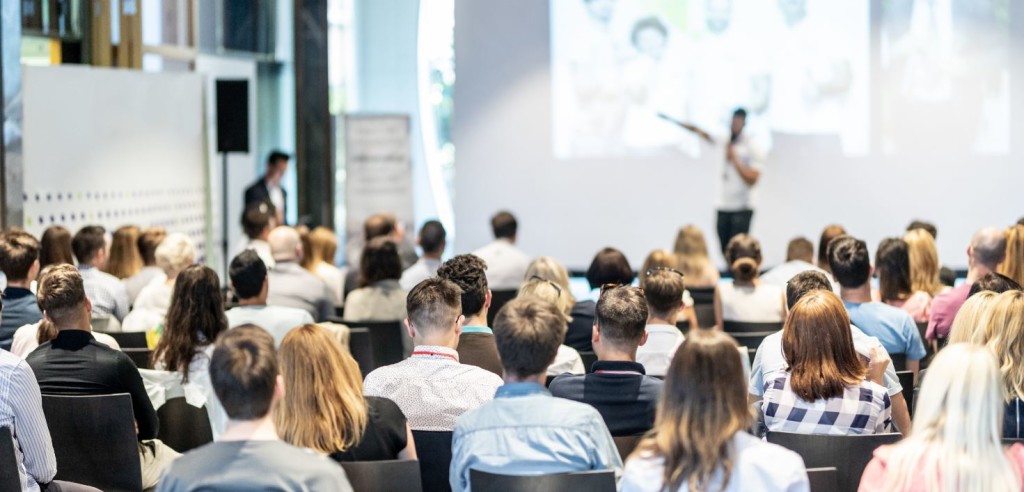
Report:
124,227,167,305
151,265,229,437
718,234,785,324
302,226,345,306
550,285,662,436
156,325,353,492
906,220,958,288
830,236,927,376
225,250,313,346
568,247,634,352
927,227,1005,340
400,219,447,291
276,324,416,462
240,203,277,269
122,233,195,332
749,271,912,434
27,265,176,488
72,225,130,321
970,291,1024,440
472,210,531,290
760,236,827,287
104,225,142,283
0,229,42,350
673,224,720,287
860,344,1024,491
343,237,408,322
968,272,1022,297
363,278,502,430
622,330,808,492
874,237,932,323
762,291,893,435
39,225,75,270
12,319,120,359
436,254,502,376
904,229,946,297
817,224,847,274
450,298,622,491
998,224,1024,286
516,278,585,375
345,213,416,298
1,339,58,491
636,268,687,376
638,250,698,328
266,226,333,321
947,291,999,345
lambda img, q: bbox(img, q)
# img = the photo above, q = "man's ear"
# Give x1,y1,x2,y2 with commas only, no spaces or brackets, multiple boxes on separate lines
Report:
404,318,416,339
275,374,286,399
484,289,493,310
592,323,601,344
638,330,649,347
454,315,465,337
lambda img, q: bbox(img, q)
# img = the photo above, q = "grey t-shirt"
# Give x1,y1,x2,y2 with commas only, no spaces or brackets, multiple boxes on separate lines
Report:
156,440,352,492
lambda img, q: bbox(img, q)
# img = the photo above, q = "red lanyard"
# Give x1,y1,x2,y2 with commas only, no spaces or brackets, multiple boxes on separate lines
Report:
411,350,458,362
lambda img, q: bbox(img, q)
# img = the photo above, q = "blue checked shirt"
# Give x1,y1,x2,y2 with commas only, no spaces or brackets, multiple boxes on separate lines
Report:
0,350,57,492
79,265,130,321
762,372,892,435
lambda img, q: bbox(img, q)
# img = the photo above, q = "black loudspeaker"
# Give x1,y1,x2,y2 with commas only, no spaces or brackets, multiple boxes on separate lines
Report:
215,80,250,153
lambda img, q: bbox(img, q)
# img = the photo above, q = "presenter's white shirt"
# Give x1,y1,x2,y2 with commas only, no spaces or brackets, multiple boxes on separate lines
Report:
472,239,531,291
720,133,764,211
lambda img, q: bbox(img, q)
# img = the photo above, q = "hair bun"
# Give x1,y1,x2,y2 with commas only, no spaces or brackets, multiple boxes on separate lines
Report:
731,257,758,282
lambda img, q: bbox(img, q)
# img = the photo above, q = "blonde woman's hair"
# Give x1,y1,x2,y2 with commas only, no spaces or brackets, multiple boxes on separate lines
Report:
104,225,142,279
517,278,573,322
998,225,1024,286
304,226,338,273
904,229,944,296
674,225,714,282
638,249,679,289
155,233,196,279
982,291,1024,402
275,324,369,455
880,343,1019,492
947,291,998,345
524,256,576,305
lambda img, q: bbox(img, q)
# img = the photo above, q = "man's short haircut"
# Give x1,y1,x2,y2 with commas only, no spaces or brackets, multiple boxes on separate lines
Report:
137,227,167,266
969,272,1023,297
71,225,106,265
493,298,565,379
596,286,649,348
241,203,276,239
490,211,518,240
436,254,488,317
828,236,871,288
786,270,833,309
971,227,1008,269
733,107,747,119
229,250,267,299
906,220,937,239
267,150,290,166
0,229,40,280
586,247,634,289
785,237,814,263
210,325,278,420
36,264,87,326
363,213,397,241
644,270,685,318
406,277,462,334
817,224,847,269
630,16,667,48
419,220,447,255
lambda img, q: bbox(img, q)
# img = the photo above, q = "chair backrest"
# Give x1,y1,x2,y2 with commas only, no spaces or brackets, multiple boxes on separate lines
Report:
688,286,716,304
1003,438,1024,446
613,435,643,460
766,431,902,492
469,469,616,492
411,430,454,492
896,371,915,420
889,353,907,372
91,316,121,333
341,460,423,492
0,427,21,492
675,319,690,334
689,287,717,328
725,331,776,352
347,327,374,376
335,320,405,371
806,467,839,492
123,348,153,369
723,321,784,333
96,331,147,349
580,351,598,374
41,394,142,492
487,289,519,326
157,397,214,453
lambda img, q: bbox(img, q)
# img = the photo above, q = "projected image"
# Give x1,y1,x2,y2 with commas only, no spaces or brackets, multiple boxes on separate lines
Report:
880,0,1010,155
551,0,870,159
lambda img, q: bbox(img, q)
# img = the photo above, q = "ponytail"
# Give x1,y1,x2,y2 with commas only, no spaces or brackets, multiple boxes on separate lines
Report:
731,257,758,282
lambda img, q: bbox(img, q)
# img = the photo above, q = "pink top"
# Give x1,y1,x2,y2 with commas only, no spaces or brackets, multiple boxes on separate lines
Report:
859,443,1024,492
925,283,971,340
886,291,932,323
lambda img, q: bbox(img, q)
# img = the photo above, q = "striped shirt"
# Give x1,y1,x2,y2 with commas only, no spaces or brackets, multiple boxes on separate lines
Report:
0,349,57,492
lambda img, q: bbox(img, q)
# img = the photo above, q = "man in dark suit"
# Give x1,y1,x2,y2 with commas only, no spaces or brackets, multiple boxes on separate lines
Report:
244,151,290,225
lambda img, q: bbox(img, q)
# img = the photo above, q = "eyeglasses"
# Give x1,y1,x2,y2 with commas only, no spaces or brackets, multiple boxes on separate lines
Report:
645,267,685,279
529,275,562,298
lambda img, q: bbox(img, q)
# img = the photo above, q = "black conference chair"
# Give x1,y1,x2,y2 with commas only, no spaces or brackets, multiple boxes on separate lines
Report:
766,431,902,492
469,469,616,492
333,320,405,371
806,467,839,492
41,394,142,492
157,397,214,453
723,321,783,333
341,460,423,492
580,351,598,374
487,290,519,326
889,353,907,372
0,427,20,492
348,327,374,376
612,435,643,460
915,321,933,368
725,331,776,352
688,287,717,328
896,371,915,419
675,319,691,334
123,348,153,369
95,330,148,349
412,430,454,492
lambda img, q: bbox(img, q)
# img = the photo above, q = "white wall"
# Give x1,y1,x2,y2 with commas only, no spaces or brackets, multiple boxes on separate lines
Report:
452,0,1024,271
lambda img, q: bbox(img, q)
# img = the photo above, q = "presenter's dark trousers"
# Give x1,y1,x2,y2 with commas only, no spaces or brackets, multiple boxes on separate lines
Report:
717,209,754,255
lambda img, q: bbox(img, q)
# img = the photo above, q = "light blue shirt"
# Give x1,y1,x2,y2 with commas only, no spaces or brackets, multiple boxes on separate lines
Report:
449,382,623,492
1,350,57,491
844,301,927,361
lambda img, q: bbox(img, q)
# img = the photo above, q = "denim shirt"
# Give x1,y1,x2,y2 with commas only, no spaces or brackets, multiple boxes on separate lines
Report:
449,382,623,492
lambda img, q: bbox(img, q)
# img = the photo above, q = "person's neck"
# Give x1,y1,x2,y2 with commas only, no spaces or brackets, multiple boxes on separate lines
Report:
732,277,759,287
465,312,487,327
417,333,459,350
238,296,267,307
219,415,279,442
80,262,98,270
422,252,443,261
967,264,993,284
647,313,677,326
594,343,637,363
59,322,92,333
7,279,31,289
504,371,546,386
840,283,873,303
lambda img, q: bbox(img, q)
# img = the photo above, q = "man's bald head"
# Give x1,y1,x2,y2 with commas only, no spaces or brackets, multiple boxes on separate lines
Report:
268,226,302,262
970,227,1007,270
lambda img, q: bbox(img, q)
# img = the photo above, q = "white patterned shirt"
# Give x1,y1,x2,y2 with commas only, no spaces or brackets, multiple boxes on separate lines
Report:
762,372,892,435
363,345,503,431
79,265,130,321
1,349,57,492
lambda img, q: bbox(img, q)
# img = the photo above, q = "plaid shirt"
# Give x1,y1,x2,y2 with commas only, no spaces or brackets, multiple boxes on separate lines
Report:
762,372,892,435
79,265,130,321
